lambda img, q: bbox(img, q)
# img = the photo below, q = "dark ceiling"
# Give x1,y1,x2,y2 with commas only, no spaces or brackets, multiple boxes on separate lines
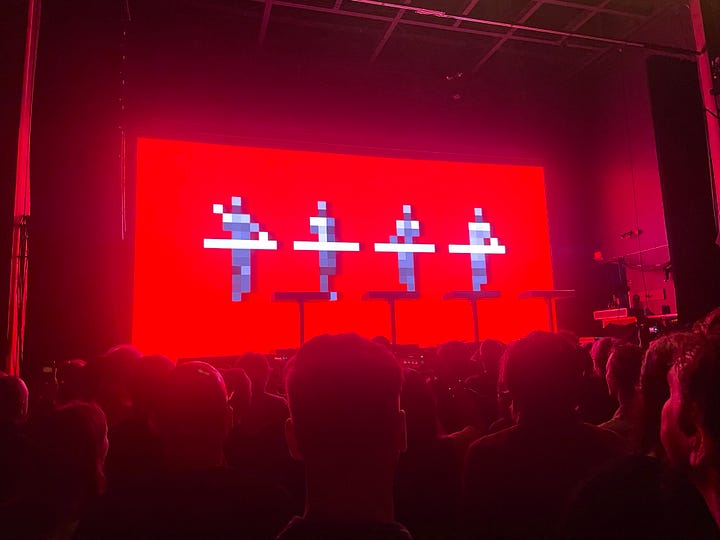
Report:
178,0,697,89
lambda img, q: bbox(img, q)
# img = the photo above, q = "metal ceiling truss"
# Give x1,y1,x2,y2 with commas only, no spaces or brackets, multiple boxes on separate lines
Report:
250,0,697,71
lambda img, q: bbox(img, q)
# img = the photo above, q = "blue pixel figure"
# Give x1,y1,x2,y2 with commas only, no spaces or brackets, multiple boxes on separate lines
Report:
469,208,492,291
310,201,338,301
215,196,261,302
390,205,421,291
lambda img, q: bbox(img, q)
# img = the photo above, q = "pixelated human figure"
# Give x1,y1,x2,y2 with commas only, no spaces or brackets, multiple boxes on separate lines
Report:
448,208,506,291
293,201,360,300
311,201,338,301
207,196,276,302
391,205,420,291
470,208,498,291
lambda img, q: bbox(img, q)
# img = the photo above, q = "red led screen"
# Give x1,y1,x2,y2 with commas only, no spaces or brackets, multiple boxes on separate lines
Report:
133,138,554,358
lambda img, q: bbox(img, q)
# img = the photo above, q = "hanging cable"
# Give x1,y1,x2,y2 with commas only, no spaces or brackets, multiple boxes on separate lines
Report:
119,0,131,240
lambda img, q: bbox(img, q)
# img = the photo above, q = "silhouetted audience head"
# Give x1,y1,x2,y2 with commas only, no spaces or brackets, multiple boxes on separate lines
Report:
56,359,87,403
502,331,583,421
372,335,393,351
661,335,720,470
640,333,699,457
661,335,720,528
565,453,719,540
474,338,505,381
236,352,271,394
401,369,441,449
129,354,174,415
156,361,231,470
591,337,616,378
695,307,720,339
0,375,29,425
606,343,643,401
436,340,472,384
33,402,108,502
557,329,580,346
576,344,595,378
222,368,252,425
285,333,405,469
86,344,140,426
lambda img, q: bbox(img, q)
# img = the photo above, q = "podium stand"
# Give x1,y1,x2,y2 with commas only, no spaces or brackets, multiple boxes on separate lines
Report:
273,292,335,346
518,289,575,332
361,291,420,346
443,290,501,343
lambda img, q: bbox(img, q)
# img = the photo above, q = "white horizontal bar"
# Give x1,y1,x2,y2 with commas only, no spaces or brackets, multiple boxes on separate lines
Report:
204,238,278,250
468,222,491,231
448,244,506,254
374,243,436,253
293,241,360,252
309,216,327,226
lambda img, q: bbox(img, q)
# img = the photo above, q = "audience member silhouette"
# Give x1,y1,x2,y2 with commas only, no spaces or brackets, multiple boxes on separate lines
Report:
236,352,290,436
638,334,694,457
466,339,507,435
0,375,30,504
75,361,291,540
694,306,720,338
464,339,505,435
395,369,460,540
577,337,617,424
278,333,411,540
0,374,28,426
225,353,302,510
221,367,252,426
104,354,174,491
462,331,625,540
600,343,643,447
11,306,720,540
2,402,108,540
662,334,720,529
56,359,87,403
564,453,720,540
565,333,720,539
85,344,140,429
432,340,472,434
473,338,505,386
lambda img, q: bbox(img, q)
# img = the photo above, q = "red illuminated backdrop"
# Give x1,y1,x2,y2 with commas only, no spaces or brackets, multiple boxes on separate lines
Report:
133,138,554,358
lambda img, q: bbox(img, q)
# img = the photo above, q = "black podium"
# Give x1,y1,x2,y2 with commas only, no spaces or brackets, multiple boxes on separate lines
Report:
443,290,501,343
518,289,576,332
273,292,335,346
361,291,420,346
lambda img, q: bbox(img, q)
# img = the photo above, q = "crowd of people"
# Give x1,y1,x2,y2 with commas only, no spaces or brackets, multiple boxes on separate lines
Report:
1,307,720,540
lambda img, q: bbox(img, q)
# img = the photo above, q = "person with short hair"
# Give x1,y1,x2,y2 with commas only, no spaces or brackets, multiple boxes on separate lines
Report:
662,335,720,530
226,354,301,510
462,331,625,540
76,361,291,540
1,401,108,540
0,375,29,425
601,343,643,445
278,333,411,540
565,333,720,540
0,375,30,504
104,354,174,490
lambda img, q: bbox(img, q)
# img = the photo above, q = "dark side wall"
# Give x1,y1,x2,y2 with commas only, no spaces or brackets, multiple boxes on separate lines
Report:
572,48,676,317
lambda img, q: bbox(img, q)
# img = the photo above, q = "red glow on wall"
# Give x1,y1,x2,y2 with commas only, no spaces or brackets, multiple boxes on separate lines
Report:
132,138,553,358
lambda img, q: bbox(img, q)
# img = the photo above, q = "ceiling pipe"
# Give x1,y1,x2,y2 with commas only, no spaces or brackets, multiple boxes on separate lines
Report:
350,0,700,58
